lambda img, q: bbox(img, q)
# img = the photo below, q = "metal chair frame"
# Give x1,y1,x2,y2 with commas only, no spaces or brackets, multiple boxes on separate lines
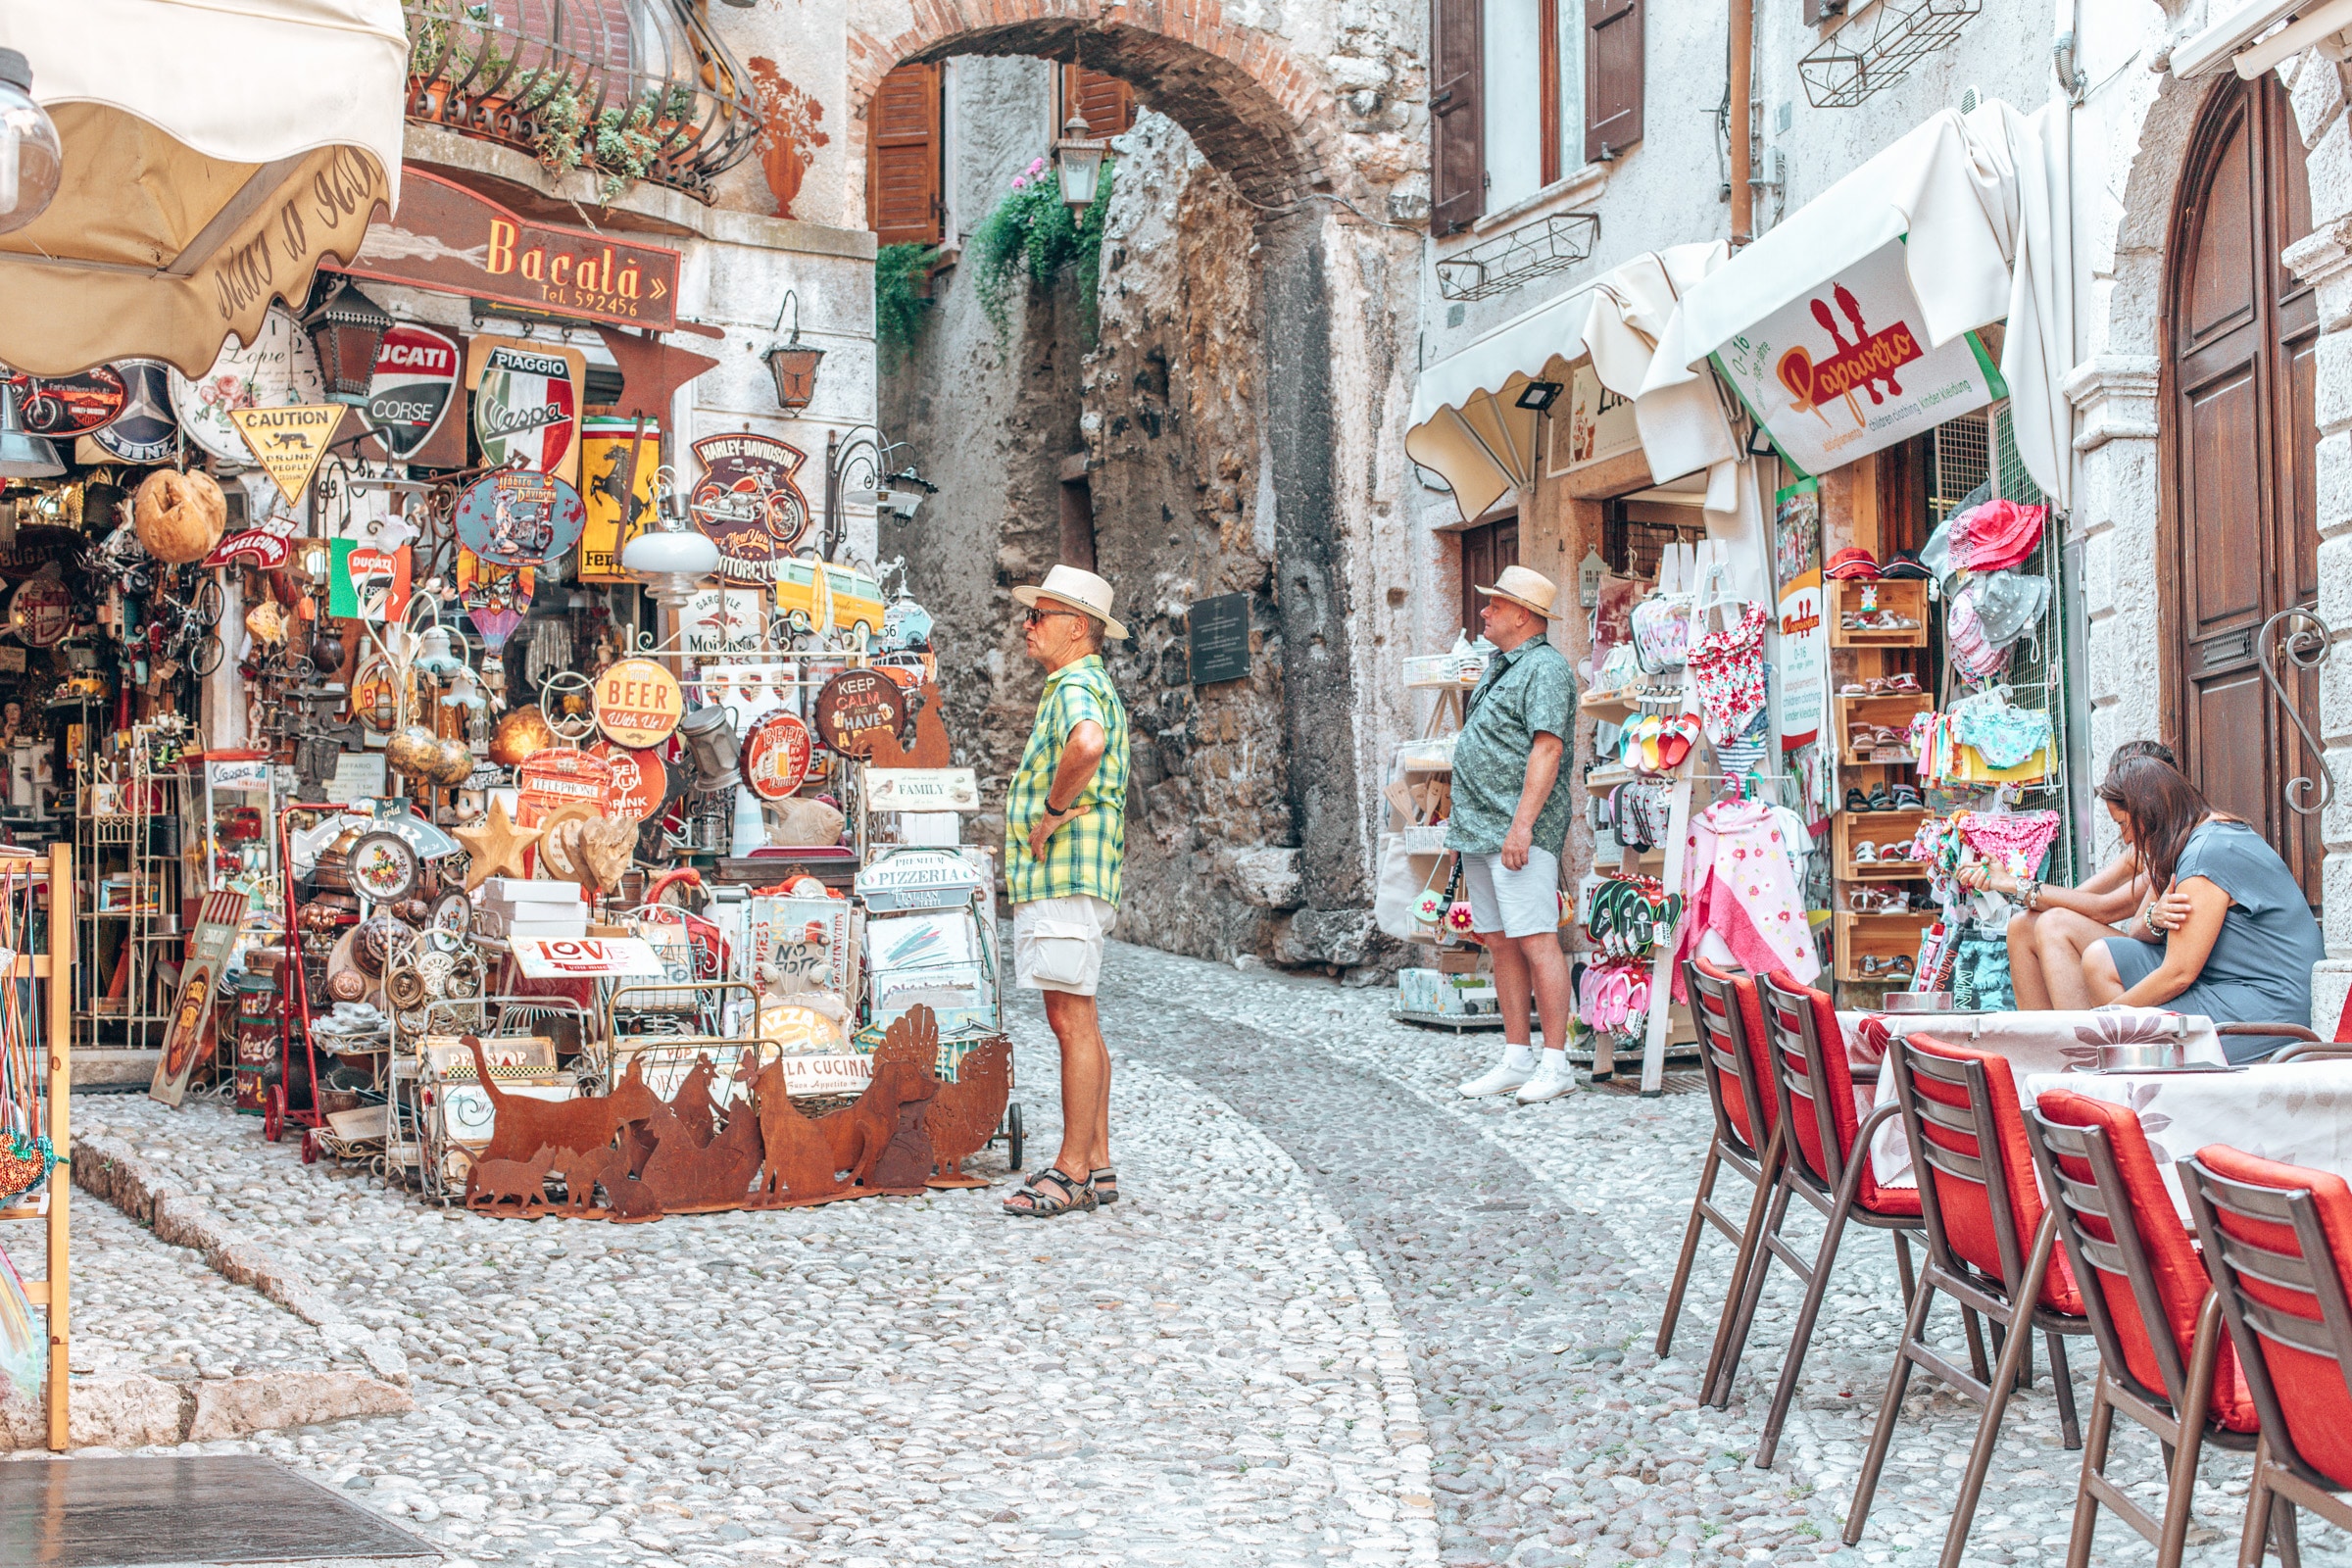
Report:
1847,1035,2091,1561
1709,973,1921,1469
2180,1153,2352,1568
2023,1104,2259,1568
1656,960,1784,1397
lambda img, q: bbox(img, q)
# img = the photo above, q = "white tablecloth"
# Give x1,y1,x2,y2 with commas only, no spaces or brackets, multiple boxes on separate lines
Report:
1833,1009,2226,1189
2021,1061,2352,1217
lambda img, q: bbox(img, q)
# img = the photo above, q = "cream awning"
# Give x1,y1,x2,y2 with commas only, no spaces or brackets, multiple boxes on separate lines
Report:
1405,284,1593,522
0,0,409,376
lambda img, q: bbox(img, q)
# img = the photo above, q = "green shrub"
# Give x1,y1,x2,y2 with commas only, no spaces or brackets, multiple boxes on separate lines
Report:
874,243,942,370
965,159,1117,346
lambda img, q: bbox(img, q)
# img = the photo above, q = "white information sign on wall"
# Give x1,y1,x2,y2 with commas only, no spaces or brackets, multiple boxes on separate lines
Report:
1710,239,2006,480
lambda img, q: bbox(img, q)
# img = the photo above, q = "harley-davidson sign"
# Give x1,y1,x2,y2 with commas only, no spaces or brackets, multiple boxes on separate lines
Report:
688,432,811,583
335,171,682,332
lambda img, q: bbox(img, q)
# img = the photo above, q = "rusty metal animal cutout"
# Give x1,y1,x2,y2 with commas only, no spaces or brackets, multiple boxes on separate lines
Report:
466,1144,558,1214
466,1036,660,1167
866,1073,940,1196
596,1146,662,1221
863,682,953,770
811,1004,941,1191
926,1037,1010,1188
670,1054,721,1149
740,1055,855,1206
635,1069,766,1214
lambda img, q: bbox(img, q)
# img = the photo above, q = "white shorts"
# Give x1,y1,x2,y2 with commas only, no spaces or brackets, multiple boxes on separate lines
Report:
1459,848,1563,940
1012,894,1118,995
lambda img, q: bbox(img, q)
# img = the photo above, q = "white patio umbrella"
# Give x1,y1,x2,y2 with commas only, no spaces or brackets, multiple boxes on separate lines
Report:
0,0,408,377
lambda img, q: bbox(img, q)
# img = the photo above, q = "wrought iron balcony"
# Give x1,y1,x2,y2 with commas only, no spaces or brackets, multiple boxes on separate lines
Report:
403,0,762,204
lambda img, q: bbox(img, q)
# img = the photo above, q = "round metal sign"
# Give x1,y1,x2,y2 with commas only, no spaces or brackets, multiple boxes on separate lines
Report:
588,740,667,822
739,710,813,800
90,360,178,463
453,469,587,567
8,578,74,647
591,657,685,750
811,668,906,759
168,305,325,466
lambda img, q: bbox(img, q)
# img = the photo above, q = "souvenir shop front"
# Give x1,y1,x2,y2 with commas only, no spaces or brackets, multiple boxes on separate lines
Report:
1396,105,2083,1092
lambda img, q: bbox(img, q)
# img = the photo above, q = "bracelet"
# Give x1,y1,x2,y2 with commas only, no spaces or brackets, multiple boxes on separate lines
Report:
2025,878,2040,912
2145,903,2163,936
1043,800,1073,819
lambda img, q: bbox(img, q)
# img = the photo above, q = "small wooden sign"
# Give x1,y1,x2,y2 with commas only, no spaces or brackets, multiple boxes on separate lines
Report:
228,403,340,504
863,767,980,813
592,657,684,749
1187,592,1251,685
509,934,665,980
812,668,907,759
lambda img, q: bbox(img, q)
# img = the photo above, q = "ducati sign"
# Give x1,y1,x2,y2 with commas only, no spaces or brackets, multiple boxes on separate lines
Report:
366,323,461,460
472,340,580,478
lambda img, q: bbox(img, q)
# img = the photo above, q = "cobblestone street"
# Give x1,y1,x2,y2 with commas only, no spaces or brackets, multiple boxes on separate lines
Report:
28,941,2352,1567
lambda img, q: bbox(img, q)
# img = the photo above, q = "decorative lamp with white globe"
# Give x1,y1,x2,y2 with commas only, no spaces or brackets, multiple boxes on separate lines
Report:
0,50,61,237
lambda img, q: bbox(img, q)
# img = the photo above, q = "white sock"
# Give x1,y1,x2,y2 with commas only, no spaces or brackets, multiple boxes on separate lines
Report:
1503,1043,1536,1072
1539,1047,1567,1066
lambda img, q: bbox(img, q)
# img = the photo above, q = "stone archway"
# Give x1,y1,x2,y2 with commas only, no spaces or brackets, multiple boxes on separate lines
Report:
849,4,1416,968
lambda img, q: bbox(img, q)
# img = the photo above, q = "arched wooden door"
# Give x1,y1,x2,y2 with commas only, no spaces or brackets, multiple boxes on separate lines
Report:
2164,72,2322,903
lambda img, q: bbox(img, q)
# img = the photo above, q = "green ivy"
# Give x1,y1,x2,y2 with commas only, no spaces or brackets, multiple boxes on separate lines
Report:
965,160,1117,346
874,242,942,370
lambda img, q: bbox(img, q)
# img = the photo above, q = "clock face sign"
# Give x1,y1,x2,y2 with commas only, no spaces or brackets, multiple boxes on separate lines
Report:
90,361,179,463
169,305,325,466
365,323,462,460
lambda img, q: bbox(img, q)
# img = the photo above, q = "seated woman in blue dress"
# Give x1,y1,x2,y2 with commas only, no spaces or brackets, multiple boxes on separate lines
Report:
2082,757,2324,1061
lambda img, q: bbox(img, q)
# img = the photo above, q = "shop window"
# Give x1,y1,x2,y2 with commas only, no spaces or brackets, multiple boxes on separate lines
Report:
1059,67,1137,139
869,62,944,247
1458,516,1519,635
1431,0,1584,233
1599,500,1697,580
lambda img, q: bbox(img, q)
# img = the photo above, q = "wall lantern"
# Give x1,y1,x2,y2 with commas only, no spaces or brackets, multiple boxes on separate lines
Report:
1514,379,1563,413
0,383,62,479
302,277,395,406
763,289,824,413
1053,116,1109,213
0,50,61,237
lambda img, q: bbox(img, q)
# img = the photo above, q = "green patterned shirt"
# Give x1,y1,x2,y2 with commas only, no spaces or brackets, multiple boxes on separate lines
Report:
1446,633,1578,857
1005,655,1131,905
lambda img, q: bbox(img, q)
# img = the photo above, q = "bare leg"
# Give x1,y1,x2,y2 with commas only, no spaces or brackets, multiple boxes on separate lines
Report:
1041,989,1110,1176
2082,940,2127,1006
1516,932,1574,1054
2035,909,2124,1011
2007,911,2053,1009
1485,931,1534,1047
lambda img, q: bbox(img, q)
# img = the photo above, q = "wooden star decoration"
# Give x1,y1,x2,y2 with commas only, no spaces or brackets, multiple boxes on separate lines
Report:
453,798,544,892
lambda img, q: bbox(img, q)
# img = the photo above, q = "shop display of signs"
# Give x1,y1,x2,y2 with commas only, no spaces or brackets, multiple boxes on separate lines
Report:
577,417,661,582
739,710,812,800
592,657,685,749
168,305,326,466
466,337,584,483
8,578,73,647
688,433,811,582
149,890,247,1108
453,469,588,567
854,847,990,911
749,893,856,998
340,170,683,332
1711,239,2006,479
365,323,463,460
863,767,980,813
455,549,533,658
85,360,177,463
328,539,413,622
811,668,906,758
515,748,613,823
227,403,340,504
587,740,667,822
2,365,125,436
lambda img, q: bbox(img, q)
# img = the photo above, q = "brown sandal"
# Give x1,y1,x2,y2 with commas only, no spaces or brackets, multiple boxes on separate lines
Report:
1003,1167,1096,1218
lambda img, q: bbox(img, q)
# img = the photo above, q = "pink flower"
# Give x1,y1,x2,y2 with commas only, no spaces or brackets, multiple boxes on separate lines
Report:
1010,175,1026,190
1027,157,1047,176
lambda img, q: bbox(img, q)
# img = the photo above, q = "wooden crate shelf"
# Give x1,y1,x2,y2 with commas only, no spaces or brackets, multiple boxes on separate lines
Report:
1831,807,1933,881
1834,908,1936,982
1829,577,1930,648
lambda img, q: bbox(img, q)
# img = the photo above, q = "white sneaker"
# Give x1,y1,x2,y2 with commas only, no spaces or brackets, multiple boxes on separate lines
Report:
1516,1054,1581,1103
1457,1060,1531,1099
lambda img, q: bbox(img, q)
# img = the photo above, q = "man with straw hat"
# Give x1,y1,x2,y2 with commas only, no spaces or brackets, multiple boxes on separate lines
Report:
1449,564,1581,1104
1000,565,1133,1218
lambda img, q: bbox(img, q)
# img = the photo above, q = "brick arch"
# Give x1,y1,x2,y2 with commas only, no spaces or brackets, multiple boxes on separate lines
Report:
847,1,1351,214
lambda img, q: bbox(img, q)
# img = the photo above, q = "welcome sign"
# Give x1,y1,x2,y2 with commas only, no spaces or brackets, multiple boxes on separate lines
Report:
1710,239,2005,479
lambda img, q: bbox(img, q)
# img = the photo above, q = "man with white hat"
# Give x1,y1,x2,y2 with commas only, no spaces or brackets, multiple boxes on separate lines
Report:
1449,564,1581,1103
999,565,1134,1218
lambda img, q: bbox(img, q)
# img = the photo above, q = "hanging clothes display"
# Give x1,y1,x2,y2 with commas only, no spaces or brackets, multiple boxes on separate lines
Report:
1670,798,1820,1000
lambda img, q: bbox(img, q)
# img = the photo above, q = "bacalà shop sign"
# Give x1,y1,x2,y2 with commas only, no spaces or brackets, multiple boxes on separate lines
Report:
1710,239,2006,479
335,171,681,332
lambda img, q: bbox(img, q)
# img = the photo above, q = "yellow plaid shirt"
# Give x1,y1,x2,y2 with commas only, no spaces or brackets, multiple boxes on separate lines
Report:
1004,655,1130,906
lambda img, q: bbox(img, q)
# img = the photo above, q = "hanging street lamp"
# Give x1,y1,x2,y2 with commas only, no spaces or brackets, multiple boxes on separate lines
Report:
763,289,825,413
1052,116,1109,213
302,277,395,406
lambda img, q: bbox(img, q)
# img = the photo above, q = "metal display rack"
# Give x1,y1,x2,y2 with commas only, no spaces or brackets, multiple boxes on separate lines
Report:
74,726,183,1059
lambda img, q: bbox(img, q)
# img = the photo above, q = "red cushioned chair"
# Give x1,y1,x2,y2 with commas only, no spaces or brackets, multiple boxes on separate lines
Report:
2181,1145,2352,1566
1846,1032,2092,1563
1709,972,1922,1469
2026,1092,2265,1568
1656,958,1782,1396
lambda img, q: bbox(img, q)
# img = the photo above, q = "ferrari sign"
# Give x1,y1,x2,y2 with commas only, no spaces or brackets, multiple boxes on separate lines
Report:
228,404,339,504
365,323,462,460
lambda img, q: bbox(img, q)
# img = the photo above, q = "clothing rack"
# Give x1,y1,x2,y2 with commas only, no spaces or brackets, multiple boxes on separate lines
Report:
0,846,75,1450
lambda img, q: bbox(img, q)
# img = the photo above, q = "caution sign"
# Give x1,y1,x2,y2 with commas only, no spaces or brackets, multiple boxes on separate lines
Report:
227,403,340,504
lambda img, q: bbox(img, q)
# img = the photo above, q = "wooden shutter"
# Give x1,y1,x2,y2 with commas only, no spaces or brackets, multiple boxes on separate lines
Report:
1060,66,1136,138
1430,0,1484,235
1585,0,1643,163
868,62,943,247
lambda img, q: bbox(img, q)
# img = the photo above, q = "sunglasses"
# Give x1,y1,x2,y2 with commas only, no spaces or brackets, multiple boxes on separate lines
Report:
1023,606,1084,627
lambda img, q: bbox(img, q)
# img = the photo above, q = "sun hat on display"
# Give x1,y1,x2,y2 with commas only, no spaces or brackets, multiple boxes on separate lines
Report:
1013,564,1129,639
1475,564,1559,618
1823,547,1883,580
1952,498,2047,573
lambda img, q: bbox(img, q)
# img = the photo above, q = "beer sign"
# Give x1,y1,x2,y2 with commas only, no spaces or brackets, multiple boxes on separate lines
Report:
592,657,685,749
365,323,462,460
227,403,340,504
812,668,907,759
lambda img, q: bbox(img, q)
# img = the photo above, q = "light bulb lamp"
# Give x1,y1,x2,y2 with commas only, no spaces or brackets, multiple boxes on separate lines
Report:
622,473,720,659
301,276,395,406
0,382,63,479
820,426,932,559
762,289,825,413
1053,115,1109,213
0,49,62,237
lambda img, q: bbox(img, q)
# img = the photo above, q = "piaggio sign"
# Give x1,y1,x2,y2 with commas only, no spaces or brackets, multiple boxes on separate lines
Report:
365,323,461,460
334,171,681,332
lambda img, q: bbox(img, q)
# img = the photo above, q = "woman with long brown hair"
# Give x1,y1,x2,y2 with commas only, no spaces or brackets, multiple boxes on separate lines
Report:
2083,757,2323,1060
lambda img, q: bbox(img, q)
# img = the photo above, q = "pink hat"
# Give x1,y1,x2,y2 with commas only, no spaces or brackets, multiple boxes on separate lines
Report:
1953,499,2046,573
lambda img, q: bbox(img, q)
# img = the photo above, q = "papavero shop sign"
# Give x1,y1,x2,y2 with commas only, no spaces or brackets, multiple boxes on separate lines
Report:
1710,239,2006,480
337,170,681,331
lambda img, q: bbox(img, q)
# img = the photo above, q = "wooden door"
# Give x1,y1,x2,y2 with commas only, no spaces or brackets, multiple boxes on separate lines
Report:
1459,516,1520,636
2165,72,2321,902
